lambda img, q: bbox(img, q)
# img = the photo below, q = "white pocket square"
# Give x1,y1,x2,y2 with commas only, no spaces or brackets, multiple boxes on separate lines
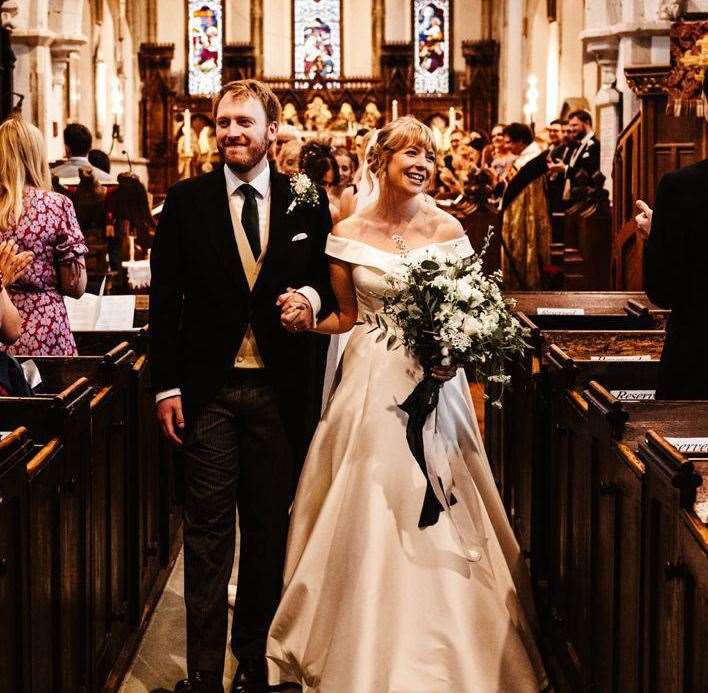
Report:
291,233,308,242
582,152,590,158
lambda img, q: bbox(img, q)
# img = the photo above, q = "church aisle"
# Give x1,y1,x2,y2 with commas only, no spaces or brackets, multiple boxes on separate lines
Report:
119,550,238,692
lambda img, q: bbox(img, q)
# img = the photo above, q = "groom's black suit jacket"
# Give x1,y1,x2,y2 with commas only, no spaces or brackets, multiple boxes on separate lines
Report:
149,165,334,458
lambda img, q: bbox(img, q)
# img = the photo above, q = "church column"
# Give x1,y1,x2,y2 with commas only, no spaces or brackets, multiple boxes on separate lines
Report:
462,40,500,134
587,38,621,193
500,0,524,122
380,41,413,119
371,0,384,78
251,0,264,77
0,0,18,119
138,42,175,194
50,41,83,157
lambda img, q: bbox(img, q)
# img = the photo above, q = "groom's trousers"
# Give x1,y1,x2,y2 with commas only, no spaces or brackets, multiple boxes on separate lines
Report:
181,368,294,679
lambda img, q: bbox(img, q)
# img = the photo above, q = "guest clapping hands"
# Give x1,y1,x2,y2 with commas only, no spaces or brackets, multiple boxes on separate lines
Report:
0,240,33,344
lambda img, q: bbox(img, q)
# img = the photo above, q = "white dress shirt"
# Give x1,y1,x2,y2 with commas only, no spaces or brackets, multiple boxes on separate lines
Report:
155,160,322,403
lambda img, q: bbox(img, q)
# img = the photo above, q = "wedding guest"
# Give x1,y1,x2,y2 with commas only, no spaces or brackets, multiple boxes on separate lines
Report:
644,154,708,399
0,239,33,345
0,116,88,356
333,146,357,193
276,138,302,176
106,172,157,266
483,123,516,180
299,140,341,221
51,122,114,182
88,148,111,174
500,122,551,289
547,109,600,204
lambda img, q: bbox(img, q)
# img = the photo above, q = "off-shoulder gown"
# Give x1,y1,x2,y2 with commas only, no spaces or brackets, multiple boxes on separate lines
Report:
266,235,547,692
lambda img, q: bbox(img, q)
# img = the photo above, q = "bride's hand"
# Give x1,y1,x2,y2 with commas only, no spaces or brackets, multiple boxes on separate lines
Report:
431,364,458,382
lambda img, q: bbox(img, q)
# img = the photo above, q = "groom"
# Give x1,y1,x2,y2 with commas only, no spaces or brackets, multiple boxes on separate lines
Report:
150,79,333,693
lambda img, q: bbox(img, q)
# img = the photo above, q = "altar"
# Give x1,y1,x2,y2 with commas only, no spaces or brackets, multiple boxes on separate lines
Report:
137,0,500,196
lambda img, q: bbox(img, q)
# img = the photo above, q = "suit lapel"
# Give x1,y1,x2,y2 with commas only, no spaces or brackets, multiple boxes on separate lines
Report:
204,167,250,296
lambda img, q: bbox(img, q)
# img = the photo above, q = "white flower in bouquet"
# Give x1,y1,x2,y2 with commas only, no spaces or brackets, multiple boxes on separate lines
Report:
365,228,529,408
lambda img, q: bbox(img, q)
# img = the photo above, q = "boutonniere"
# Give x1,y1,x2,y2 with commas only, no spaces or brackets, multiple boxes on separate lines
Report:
287,173,320,214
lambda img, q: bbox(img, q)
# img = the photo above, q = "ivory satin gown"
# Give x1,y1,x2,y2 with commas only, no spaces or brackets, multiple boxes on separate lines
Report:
266,235,547,692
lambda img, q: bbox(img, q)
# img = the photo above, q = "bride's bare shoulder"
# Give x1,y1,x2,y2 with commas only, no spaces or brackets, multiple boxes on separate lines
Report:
331,213,369,240
425,204,465,241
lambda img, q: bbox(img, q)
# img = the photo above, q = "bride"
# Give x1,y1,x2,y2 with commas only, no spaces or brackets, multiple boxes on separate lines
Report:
267,117,548,692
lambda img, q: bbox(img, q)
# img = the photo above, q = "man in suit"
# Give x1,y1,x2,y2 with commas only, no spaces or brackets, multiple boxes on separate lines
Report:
643,155,708,399
50,123,115,183
150,79,334,693
548,109,600,204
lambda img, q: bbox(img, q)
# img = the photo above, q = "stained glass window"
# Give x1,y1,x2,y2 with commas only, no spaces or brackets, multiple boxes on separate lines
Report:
413,0,451,95
293,0,342,80
187,0,223,96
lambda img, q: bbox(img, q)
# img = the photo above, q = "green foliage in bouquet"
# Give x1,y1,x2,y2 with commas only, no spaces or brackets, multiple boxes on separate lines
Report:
366,229,530,408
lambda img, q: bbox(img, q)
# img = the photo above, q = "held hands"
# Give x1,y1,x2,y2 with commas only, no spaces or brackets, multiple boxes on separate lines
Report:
431,364,458,382
634,200,653,241
156,395,185,446
277,288,314,333
0,240,34,289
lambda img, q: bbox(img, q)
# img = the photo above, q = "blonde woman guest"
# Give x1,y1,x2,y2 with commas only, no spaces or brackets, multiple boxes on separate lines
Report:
0,239,33,345
0,117,88,356
276,138,302,177
268,117,548,691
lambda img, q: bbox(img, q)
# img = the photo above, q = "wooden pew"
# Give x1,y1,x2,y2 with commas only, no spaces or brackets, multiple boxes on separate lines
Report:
676,460,707,693
16,345,136,689
0,384,92,692
492,317,665,567
576,389,708,692
0,428,35,691
486,290,666,517
72,319,181,624
0,345,138,691
540,335,660,689
637,431,707,693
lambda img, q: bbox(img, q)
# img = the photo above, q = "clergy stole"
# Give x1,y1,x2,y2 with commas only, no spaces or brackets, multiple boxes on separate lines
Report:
500,151,552,290
230,202,270,368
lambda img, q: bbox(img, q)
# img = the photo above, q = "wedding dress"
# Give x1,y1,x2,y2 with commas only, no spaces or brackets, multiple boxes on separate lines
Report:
266,234,548,692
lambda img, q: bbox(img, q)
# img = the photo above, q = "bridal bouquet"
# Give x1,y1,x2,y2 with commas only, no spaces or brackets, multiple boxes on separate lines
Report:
366,230,529,528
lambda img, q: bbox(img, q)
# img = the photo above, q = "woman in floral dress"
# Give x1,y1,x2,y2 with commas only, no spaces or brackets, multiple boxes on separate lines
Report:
0,116,88,356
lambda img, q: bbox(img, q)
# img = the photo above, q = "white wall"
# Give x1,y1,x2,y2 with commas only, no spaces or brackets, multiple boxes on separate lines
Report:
263,0,291,76
343,0,373,76
227,0,251,43
384,0,409,42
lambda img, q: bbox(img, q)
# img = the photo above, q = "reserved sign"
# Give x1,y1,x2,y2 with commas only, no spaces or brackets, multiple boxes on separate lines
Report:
590,355,652,361
666,437,708,455
537,307,586,316
610,390,656,401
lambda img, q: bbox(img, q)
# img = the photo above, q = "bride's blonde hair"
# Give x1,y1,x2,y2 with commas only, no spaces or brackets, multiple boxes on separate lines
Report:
0,116,52,232
367,116,437,178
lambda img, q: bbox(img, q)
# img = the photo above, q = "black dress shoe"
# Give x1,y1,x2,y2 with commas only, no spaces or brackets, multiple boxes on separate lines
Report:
174,670,224,692
230,658,267,693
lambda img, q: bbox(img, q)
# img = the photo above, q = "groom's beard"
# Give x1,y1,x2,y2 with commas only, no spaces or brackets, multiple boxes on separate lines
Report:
219,133,270,174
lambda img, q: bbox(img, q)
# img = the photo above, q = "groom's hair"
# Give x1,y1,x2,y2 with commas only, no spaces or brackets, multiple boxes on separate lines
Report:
212,79,282,125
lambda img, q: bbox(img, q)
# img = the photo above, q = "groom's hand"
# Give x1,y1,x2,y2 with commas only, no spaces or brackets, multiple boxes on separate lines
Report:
156,395,185,445
277,288,314,333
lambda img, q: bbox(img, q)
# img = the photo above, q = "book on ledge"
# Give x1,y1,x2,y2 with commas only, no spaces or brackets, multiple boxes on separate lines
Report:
64,278,137,331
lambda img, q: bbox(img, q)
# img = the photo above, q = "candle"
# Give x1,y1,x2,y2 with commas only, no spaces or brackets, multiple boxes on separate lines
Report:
448,106,456,130
129,235,135,262
391,99,398,121
183,108,192,156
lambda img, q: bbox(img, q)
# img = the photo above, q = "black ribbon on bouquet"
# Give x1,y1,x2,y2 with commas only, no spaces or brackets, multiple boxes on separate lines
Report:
398,374,457,528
